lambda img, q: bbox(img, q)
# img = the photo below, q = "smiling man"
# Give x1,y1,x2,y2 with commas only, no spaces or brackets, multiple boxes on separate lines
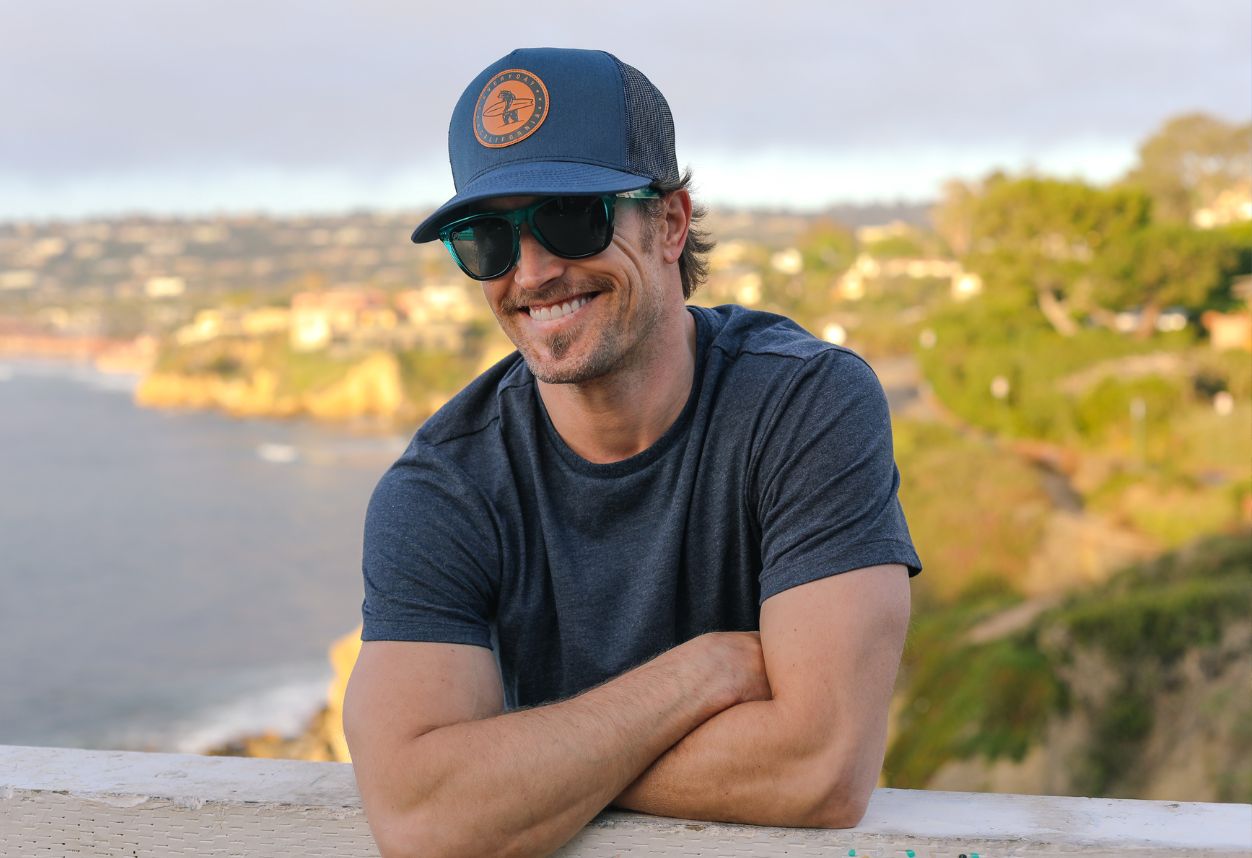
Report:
344,47,922,858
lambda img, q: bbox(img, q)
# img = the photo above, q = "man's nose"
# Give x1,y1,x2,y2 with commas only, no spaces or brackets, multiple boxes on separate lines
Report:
512,227,566,291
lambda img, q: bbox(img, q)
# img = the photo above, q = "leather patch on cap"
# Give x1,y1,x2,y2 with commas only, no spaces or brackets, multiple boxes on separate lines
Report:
474,69,549,148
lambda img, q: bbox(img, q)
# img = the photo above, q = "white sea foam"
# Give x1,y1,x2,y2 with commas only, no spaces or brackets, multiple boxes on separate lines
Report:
256,442,300,464
85,371,141,394
168,672,332,754
98,665,334,755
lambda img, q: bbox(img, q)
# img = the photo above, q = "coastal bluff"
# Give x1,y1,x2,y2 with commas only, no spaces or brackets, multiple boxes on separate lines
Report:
135,352,421,423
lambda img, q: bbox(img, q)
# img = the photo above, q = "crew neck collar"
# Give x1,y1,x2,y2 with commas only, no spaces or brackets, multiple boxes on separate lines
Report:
535,306,710,478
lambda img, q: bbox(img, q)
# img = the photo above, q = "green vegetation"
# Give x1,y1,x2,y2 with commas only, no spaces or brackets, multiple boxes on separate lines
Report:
396,346,481,405
1058,531,1252,795
1053,530,1252,665
887,531,1252,795
154,336,358,395
258,338,355,396
888,603,1066,787
917,294,1195,444
893,419,1052,602
1093,223,1235,335
863,232,926,260
1087,471,1243,548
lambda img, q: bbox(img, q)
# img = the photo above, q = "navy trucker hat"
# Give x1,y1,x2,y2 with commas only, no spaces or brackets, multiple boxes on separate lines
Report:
410,47,680,243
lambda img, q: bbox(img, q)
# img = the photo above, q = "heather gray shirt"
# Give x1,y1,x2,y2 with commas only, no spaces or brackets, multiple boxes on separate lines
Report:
362,304,921,709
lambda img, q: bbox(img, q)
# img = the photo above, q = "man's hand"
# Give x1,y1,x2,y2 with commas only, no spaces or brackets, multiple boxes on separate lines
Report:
345,632,761,858
704,631,773,706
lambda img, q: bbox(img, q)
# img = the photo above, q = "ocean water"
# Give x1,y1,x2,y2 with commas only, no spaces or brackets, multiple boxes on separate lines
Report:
0,359,409,752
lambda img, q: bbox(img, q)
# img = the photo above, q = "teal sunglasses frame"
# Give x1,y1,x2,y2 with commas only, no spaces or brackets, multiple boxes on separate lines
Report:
437,188,662,281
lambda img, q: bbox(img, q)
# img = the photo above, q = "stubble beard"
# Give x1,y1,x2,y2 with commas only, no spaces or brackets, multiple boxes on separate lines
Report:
506,274,666,386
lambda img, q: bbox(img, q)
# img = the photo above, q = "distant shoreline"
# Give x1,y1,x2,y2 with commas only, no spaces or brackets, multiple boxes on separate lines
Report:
0,334,155,375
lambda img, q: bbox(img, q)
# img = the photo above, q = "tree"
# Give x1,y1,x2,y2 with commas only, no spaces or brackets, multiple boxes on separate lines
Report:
931,179,979,257
797,219,857,274
1123,113,1252,223
963,176,1151,336
1093,224,1233,337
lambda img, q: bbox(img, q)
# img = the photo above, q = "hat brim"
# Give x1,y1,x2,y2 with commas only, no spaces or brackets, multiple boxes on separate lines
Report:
410,161,654,243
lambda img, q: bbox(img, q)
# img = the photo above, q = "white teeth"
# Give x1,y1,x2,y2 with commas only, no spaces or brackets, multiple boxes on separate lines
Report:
528,295,589,321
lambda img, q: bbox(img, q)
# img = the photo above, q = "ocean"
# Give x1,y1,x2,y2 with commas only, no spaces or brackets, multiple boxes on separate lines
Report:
0,359,408,753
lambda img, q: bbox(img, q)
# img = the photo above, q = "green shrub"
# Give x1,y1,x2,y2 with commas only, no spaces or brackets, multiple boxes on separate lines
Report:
1055,535,1252,664
893,419,1052,602
886,531,1251,793
887,622,1065,787
1074,375,1185,444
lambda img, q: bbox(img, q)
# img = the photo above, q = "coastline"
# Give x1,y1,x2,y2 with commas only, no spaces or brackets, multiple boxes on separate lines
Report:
204,628,359,764
0,333,157,375
134,351,431,427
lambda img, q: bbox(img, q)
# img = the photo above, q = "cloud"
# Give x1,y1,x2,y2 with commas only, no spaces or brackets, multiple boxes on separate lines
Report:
1,0,1247,215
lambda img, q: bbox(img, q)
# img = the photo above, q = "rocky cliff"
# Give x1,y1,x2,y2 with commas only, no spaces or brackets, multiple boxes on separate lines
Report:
136,352,418,424
888,529,1252,802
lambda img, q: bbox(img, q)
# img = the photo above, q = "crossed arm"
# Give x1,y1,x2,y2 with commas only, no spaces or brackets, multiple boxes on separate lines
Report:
344,564,910,858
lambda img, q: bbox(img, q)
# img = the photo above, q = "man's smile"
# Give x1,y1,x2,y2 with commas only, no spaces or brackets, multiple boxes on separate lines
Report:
514,290,603,326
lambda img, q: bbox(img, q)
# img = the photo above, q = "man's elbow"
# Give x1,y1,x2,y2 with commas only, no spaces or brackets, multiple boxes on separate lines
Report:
796,758,874,829
371,809,509,858
808,791,870,829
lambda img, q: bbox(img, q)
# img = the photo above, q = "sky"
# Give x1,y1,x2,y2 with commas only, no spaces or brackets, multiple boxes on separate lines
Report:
2,0,1248,220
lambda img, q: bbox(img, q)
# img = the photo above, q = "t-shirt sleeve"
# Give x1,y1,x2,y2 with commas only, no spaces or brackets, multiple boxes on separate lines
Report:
360,441,500,648
754,349,922,603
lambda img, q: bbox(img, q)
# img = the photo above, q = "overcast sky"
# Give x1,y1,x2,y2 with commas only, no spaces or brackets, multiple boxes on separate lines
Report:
2,0,1248,220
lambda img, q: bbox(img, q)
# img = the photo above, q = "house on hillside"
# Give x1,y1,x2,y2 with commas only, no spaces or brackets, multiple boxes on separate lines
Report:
1202,311,1252,352
241,307,291,338
290,288,391,351
393,285,476,326
392,285,480,352
1201,276,1252,352
1193,183,1252,229
175,308,243,345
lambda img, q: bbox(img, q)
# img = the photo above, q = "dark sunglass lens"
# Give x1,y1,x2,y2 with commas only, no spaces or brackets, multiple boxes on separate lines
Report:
449,218,514,278
533,197,610,258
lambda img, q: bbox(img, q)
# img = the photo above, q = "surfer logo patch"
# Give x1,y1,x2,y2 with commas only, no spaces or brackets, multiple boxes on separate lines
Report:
474,68,549,148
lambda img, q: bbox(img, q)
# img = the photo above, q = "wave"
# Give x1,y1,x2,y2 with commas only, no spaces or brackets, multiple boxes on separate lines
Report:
169,673,331,754
99,663,333,755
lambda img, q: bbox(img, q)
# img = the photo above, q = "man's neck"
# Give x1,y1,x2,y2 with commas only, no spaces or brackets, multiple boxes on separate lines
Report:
537,308,697,464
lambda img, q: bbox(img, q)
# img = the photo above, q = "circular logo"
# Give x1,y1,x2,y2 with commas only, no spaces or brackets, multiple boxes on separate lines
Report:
474,68,549,148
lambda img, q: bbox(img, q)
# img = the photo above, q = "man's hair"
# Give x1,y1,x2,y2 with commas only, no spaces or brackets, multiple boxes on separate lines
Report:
641,169,715,299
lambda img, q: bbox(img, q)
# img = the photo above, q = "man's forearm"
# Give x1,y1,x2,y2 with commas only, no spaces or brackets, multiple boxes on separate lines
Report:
612,696,887,828
370,634,759,858
615,567,910,828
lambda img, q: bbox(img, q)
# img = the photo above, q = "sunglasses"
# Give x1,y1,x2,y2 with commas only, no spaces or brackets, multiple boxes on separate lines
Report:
438,189,662,281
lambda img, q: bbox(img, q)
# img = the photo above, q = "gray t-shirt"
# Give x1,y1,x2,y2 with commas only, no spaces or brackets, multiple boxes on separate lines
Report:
362,304,921,709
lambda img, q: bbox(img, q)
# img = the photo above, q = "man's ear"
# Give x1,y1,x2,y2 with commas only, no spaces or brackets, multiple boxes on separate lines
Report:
660,189,692,264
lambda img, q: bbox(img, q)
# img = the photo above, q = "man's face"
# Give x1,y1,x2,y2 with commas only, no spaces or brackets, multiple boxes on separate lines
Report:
476,196,668,385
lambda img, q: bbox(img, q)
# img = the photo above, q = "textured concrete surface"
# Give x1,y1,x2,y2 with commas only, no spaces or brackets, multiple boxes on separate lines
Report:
3,745,1250,856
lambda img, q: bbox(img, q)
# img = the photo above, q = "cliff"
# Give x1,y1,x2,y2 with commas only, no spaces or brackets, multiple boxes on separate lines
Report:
136,350,423,424
888,529,1252,802
132,332,514,425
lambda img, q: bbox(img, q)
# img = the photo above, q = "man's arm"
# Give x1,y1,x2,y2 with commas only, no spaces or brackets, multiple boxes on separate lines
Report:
613,564,911,828
344,631,770,858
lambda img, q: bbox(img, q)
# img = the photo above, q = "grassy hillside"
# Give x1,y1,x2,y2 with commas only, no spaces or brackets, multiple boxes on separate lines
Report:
886,529,1252,800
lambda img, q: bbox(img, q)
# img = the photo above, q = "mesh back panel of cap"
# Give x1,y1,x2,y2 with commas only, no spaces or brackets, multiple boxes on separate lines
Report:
612,57,680,184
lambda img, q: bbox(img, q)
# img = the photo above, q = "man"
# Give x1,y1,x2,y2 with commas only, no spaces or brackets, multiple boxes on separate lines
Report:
344,47,921,858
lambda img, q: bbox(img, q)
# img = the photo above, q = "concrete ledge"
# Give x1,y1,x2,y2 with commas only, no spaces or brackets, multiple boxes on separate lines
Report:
2,744,1250,856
